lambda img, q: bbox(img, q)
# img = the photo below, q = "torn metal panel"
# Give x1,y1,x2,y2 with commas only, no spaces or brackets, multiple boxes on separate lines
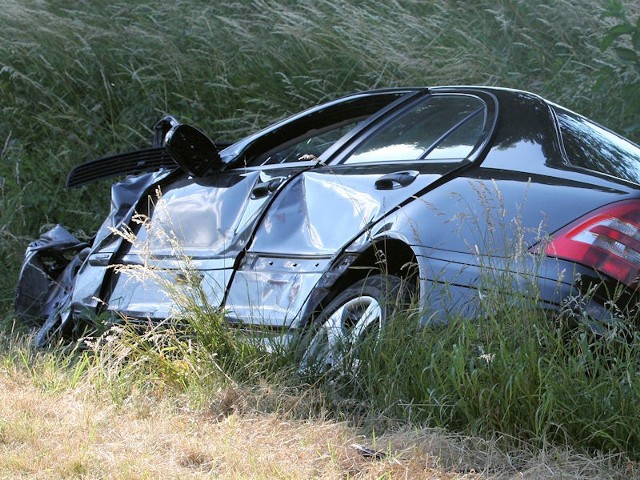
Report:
100,168,302,319
225,255,330,326
67,169,175,313
15,225,87,325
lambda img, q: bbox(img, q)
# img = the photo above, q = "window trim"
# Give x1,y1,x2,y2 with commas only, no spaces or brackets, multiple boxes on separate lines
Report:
329,91,498,167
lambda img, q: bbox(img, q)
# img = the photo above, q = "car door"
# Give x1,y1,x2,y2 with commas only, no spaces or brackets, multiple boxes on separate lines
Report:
95,90,417,319
224,89,498,326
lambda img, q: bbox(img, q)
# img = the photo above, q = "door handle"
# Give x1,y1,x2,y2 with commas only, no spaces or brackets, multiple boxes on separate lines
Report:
374,170,419,190
251,176,285,199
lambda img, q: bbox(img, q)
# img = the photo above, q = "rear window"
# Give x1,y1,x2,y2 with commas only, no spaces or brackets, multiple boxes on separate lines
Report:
555,107,640,184
343,94,487,164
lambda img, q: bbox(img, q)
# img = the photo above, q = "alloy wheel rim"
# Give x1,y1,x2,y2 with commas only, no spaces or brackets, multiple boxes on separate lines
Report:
303,295,382,371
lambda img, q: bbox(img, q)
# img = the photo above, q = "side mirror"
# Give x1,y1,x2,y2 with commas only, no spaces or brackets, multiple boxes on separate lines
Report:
164,124,223,177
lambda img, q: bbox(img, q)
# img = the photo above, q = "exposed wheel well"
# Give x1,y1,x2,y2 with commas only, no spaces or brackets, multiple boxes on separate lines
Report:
306,238,419,326
348,238,418,282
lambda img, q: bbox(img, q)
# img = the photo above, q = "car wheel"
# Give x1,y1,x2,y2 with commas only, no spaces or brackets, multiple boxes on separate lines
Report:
300,274,411,373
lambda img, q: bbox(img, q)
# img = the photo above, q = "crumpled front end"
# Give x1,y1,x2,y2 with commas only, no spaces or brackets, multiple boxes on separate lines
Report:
15,225,89,345
14,164,179,347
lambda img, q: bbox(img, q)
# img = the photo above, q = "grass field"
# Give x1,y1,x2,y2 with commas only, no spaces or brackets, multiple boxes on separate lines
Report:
0,334,633,479
2,0,640,477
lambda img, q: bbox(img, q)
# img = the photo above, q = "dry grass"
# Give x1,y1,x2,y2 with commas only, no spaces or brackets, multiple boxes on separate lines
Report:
0,364,632,479
0,367,443,479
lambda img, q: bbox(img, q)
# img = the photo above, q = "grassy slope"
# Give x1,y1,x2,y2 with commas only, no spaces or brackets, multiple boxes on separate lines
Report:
1,0,640,477
0,336,630,479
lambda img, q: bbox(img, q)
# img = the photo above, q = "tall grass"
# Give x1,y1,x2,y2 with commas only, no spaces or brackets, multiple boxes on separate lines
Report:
2,0,640,471
331,299,640,457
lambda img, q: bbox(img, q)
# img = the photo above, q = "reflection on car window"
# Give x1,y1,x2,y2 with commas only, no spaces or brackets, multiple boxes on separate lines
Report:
555,108,640,184
256,120,361,166
344,94,486,164
426,110,485,160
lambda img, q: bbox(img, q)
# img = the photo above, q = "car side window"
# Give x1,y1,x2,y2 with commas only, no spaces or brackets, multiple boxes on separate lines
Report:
343,94,487,164
555,108,640,185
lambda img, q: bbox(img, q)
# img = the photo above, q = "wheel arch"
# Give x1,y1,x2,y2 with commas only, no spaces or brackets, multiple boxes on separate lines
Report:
347,237,419,283
297,236,420,328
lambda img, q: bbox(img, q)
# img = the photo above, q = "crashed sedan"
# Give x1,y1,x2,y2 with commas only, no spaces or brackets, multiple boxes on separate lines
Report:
15,87,640,352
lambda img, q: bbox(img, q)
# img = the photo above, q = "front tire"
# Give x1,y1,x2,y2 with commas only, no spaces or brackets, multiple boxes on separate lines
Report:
300,274,410,373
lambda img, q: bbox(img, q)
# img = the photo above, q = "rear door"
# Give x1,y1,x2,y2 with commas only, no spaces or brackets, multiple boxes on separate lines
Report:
225,90,498,326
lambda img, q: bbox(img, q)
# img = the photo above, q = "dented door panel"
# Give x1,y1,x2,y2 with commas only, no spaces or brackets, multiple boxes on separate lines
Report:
225,163,463,326
106,258,233,319
225,255,332,326
101,167,312,318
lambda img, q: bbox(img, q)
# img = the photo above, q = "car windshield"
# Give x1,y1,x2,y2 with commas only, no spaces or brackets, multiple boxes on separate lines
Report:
343,94,487,164
237,91,415,167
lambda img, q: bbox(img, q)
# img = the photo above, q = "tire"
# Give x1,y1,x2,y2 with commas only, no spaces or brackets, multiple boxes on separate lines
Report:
299,274,411,373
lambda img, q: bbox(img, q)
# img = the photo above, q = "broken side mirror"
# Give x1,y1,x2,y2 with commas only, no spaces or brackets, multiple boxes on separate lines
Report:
153,116,180,147
164,124,223,177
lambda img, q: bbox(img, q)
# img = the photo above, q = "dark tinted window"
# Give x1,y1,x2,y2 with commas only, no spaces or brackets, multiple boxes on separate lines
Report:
555,108,640,184
344,94,486,164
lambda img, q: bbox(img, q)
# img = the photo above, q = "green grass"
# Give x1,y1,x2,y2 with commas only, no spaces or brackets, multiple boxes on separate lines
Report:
340,302,640,456
2,0,640,473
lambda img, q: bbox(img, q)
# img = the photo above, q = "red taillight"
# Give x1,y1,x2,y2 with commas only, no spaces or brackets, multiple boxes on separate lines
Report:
542,200,640,288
